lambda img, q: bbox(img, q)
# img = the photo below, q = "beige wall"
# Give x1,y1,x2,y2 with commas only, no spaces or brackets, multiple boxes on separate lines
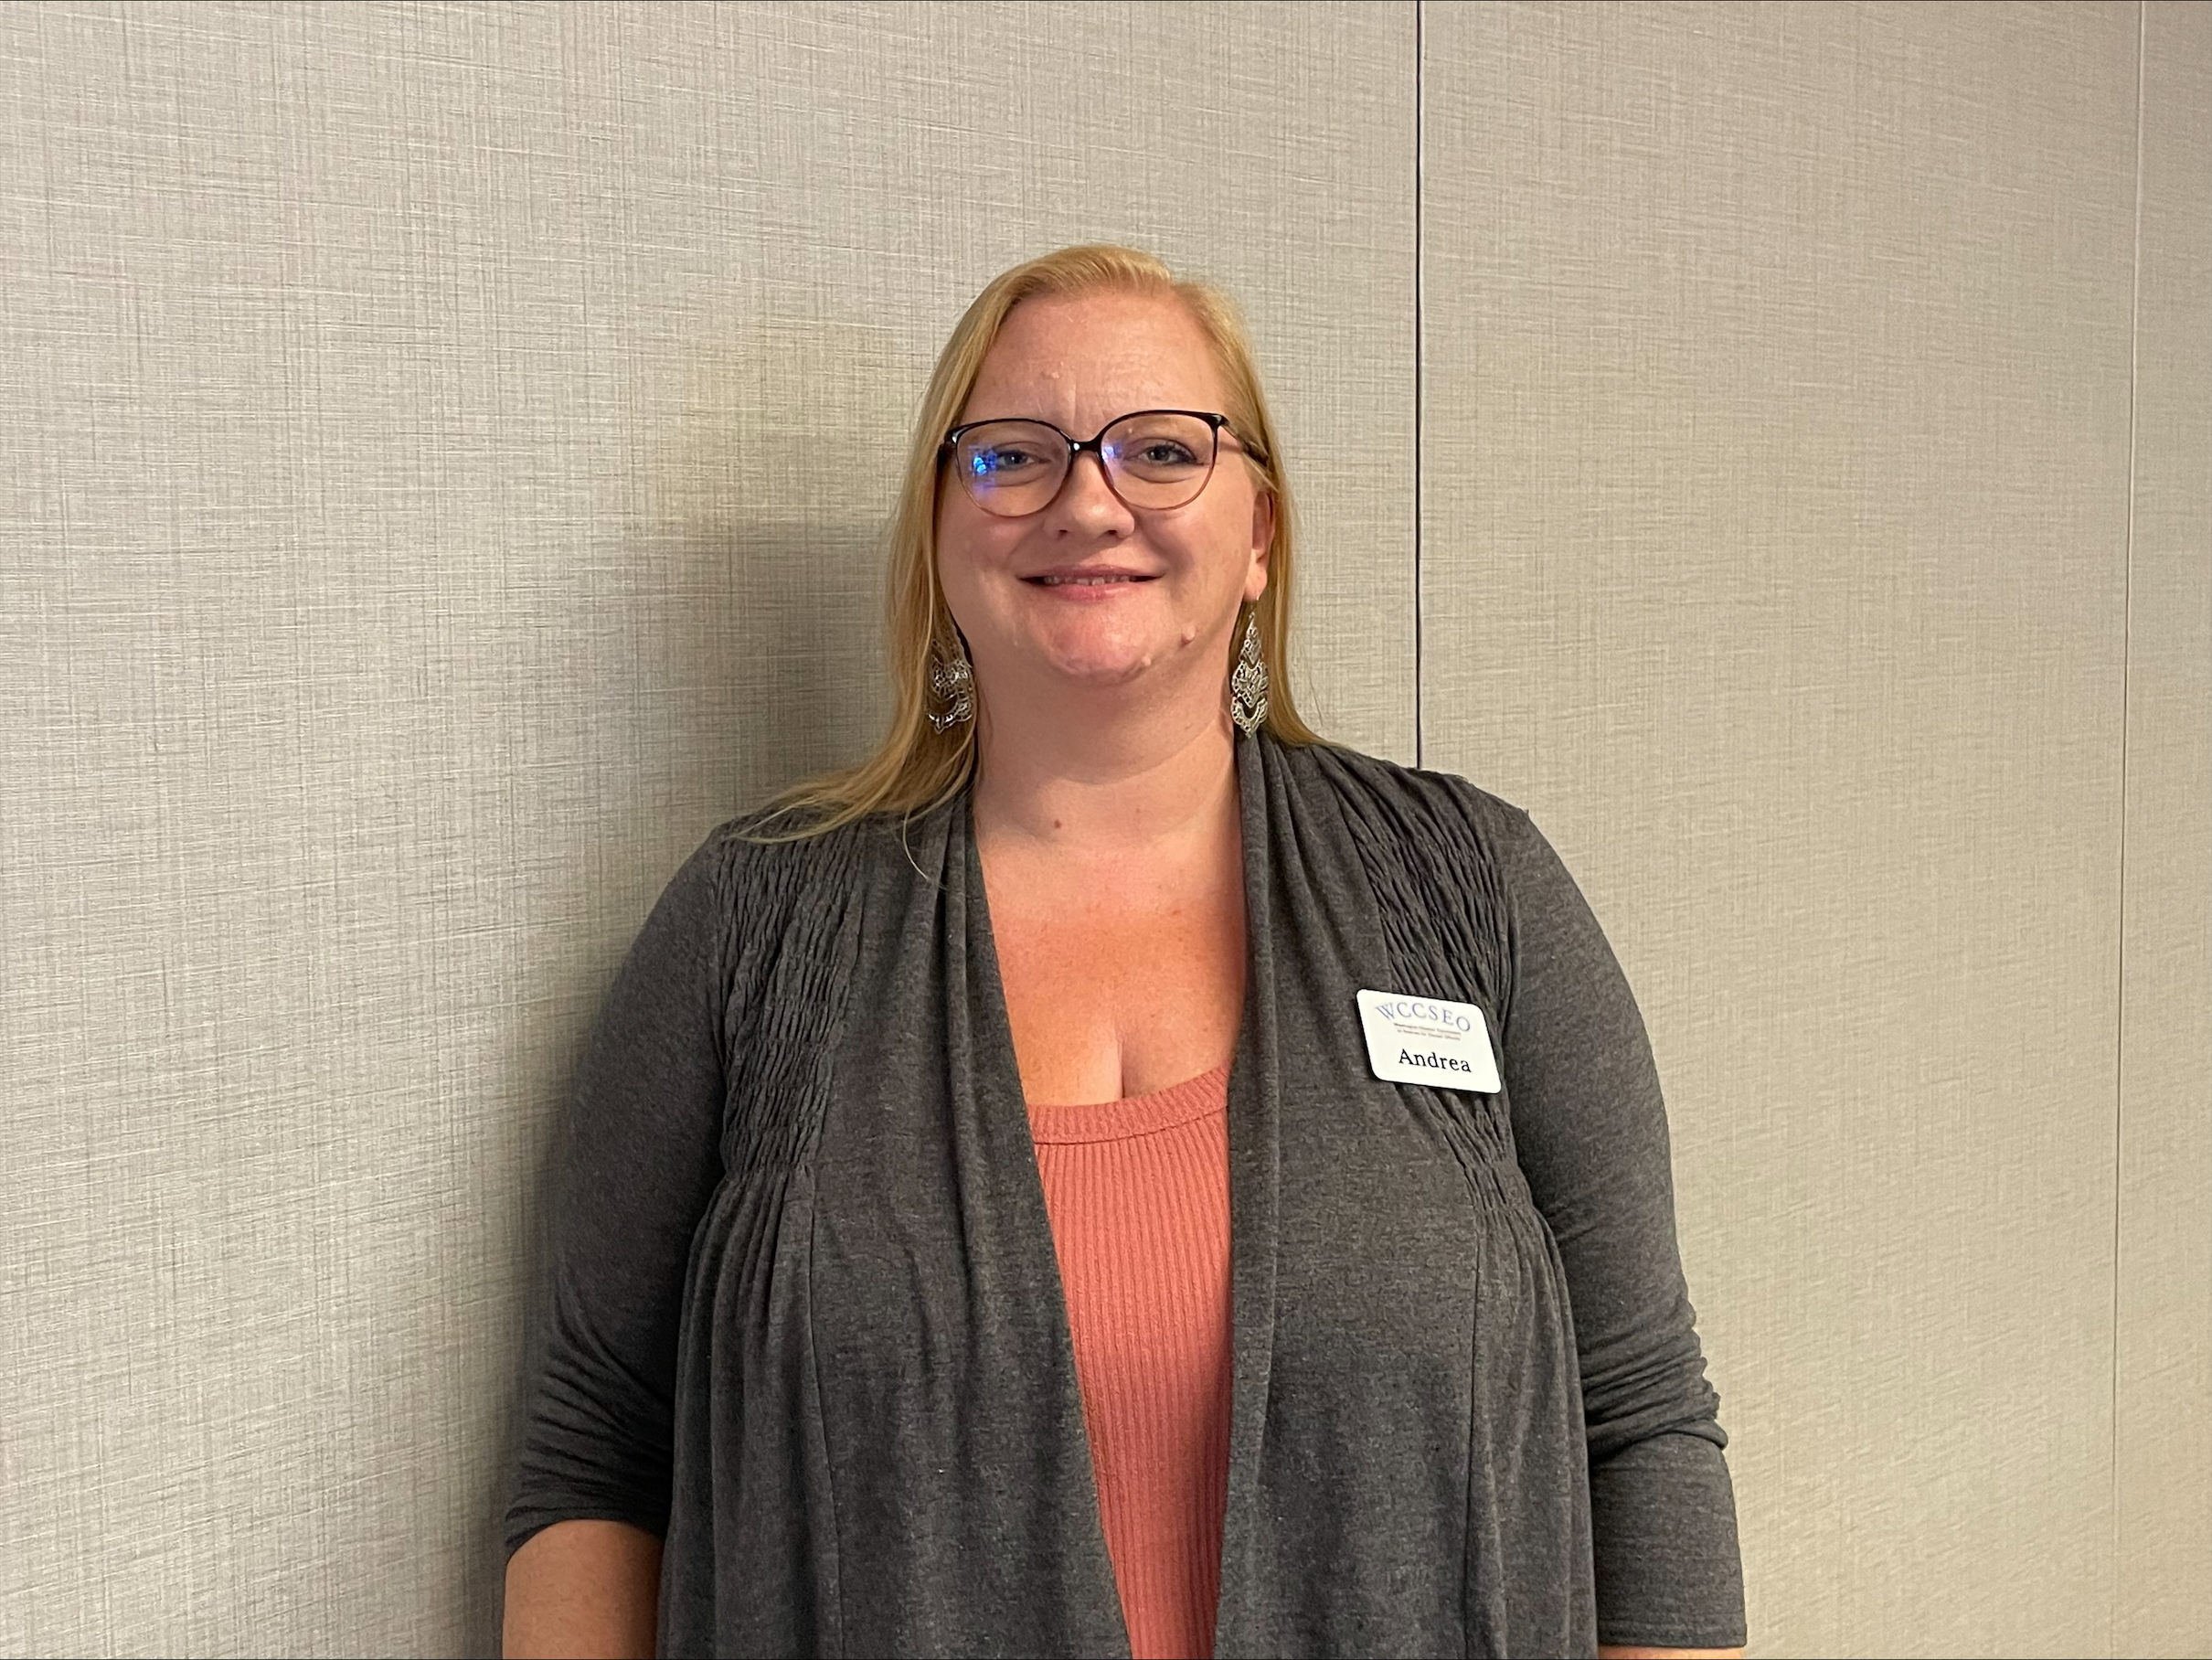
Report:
0,3,2201,1656
2120,5,2212,1654
1419,5,2195,1656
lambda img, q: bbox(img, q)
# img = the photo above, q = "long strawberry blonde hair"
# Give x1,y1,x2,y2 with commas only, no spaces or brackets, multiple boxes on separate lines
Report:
762,244,1318,838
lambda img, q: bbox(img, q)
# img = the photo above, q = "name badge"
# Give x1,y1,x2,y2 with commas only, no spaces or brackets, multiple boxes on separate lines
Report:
1356,988,1501,1092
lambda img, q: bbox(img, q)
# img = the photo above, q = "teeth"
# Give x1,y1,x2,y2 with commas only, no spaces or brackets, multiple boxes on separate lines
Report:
1037,575,1137,586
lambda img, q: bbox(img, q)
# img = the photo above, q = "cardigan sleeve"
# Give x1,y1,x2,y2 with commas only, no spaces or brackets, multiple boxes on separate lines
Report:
503,825,732,1557
1494,809,1748,1652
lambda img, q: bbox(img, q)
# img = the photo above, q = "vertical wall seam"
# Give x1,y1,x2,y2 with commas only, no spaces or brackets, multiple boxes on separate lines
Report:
1413,0,1425,770
2112,5,2145,1655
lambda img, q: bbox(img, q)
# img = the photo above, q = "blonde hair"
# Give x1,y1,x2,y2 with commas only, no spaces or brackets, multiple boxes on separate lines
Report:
761,244,1318,838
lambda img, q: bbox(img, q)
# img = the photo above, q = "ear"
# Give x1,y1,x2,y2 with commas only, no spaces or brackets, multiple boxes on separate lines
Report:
1244,488,1275,603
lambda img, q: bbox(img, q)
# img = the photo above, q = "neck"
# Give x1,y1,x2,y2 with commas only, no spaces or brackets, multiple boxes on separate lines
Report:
969,679,1240,854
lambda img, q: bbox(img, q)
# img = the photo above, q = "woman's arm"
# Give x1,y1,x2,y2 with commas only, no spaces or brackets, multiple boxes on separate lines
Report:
504,1520,663,1659
502,825,737,1650
1492,806,1748,1655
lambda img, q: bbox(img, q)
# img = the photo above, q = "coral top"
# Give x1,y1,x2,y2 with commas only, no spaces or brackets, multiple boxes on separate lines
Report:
1027,1064,1234,1660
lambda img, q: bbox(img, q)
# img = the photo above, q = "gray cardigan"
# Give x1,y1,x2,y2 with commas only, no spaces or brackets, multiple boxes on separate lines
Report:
506,732,1746,1657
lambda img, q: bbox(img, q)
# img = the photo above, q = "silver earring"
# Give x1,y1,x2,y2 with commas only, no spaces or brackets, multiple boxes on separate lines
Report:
928,633,975,732
1229,610,1269,735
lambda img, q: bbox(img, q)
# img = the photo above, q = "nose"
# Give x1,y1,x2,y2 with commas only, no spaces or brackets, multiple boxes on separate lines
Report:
1049,450,1134,536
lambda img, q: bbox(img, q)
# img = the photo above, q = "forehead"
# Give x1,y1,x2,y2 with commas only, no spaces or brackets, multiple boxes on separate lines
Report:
961,289,1228,428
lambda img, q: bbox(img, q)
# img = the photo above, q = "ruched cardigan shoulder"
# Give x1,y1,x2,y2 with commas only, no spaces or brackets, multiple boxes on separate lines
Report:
506,732,1748,1657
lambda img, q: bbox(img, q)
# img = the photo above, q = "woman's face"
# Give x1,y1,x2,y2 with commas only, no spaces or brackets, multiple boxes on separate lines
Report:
935,290,1272,713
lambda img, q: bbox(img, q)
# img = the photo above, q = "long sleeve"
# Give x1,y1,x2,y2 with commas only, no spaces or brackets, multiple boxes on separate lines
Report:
1494,809,1748,1652
504,825,733,1556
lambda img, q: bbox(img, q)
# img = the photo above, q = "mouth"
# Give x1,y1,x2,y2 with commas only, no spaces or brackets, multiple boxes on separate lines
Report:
1021,569,1160,589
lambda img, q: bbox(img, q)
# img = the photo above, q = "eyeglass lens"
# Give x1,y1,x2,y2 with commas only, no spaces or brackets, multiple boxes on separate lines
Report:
951,412,1221,517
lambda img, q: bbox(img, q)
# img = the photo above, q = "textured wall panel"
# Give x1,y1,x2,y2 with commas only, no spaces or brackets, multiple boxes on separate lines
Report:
2116,5,2212,1655
1419,5,2138,1655
0,4,1413,1655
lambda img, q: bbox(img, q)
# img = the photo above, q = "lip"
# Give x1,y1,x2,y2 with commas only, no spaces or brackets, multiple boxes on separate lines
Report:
1018,565,1161,591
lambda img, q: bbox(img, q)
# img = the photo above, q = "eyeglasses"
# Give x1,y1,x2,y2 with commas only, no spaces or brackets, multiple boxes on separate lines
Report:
941,409,1258,518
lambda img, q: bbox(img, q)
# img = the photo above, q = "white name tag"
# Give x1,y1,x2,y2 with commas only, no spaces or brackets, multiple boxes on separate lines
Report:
1356,988,1501,1092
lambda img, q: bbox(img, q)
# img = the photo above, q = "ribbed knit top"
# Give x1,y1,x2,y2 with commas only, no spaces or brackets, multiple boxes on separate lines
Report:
1027,1063,1233,1660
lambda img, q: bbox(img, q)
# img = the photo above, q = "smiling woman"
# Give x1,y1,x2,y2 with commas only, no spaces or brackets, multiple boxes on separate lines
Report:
500,246,1748,1660
761,245,1321,843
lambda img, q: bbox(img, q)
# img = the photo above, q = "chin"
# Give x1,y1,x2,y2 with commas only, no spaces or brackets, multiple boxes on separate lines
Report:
1024,616,1172,687
1037,646,1158,690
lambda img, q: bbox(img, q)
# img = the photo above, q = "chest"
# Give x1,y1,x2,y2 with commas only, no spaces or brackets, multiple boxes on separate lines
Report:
979,835,1247,1104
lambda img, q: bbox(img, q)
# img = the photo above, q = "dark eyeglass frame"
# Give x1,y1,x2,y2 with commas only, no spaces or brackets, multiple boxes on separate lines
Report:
939,408,1264,517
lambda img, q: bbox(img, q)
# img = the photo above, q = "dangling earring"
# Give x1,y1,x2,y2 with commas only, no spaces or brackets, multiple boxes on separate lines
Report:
928,631,975,732
1229,608,1269,736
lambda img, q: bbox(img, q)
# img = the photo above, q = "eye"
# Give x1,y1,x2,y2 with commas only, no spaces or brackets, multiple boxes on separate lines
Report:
969,443,1047,476
1132,439,1201,467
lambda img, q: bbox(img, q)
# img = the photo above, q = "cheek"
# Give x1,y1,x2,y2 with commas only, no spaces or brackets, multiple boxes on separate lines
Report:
934,494,988,573
935,499,1026,607
1187,486,1263,576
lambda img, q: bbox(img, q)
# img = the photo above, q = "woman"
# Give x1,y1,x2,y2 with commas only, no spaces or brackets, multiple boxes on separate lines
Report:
503,245,1746,1660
